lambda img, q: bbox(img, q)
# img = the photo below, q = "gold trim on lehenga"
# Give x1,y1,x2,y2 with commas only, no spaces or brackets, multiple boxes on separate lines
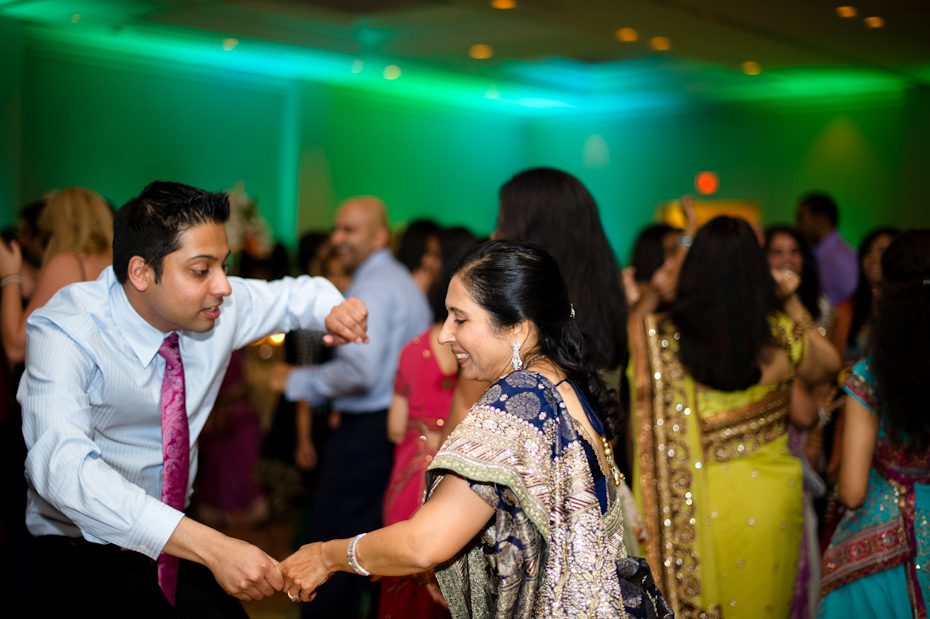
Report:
699,388,789,463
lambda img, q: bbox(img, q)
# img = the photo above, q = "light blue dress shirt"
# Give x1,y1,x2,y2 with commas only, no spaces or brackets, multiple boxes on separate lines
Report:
285,248,431,413
19,266,344,559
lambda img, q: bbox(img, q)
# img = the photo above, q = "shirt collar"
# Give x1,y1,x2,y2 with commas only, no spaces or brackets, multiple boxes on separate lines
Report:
106,267,179,367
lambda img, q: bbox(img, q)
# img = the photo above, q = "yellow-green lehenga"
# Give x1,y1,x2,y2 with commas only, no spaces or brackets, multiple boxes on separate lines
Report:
630,312,806,618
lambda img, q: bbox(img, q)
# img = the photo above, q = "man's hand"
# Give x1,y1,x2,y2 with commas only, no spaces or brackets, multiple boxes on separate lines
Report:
164,517,284,601
208,537,285,601
268,361,292,394
323,297,368,346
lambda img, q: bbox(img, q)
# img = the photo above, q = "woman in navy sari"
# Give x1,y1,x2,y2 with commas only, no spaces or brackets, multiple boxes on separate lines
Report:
279,240,670,618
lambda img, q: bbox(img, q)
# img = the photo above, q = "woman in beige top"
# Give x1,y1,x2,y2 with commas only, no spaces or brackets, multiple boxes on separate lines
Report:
0,187,113,365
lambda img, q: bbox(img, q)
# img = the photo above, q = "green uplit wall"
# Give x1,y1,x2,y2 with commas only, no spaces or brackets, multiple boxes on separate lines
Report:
0,18,23,224
3,15,929,262
20,46,295,238
293,83,525,236
525,94,927,261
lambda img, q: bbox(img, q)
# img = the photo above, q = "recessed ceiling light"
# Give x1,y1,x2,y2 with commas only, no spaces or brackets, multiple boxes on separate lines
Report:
491,0,516,9
469,44,494,60
615,27,638,43
864,16,884,28
741,61,762,75
649,36,671,52
836,6,857,18
383,65,402,80
222,38,238,51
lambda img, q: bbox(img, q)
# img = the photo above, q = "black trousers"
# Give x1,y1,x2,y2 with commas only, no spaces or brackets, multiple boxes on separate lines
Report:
29,534,248,618
300,410,394,619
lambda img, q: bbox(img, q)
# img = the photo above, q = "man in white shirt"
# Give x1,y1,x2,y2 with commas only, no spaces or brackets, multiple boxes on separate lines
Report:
19,180,367,617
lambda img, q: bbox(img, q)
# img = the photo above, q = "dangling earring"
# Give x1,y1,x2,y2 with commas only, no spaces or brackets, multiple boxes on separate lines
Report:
511,339,523,371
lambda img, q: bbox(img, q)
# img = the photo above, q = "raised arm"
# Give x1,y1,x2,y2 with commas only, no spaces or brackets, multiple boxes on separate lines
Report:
1,248,87,364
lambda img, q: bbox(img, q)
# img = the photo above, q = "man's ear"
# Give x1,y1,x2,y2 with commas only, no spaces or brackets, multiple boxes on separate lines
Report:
126,256,153,292
374,227,390,251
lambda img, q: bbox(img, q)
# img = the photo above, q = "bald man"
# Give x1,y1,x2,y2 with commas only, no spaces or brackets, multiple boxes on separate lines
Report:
277,196,431,618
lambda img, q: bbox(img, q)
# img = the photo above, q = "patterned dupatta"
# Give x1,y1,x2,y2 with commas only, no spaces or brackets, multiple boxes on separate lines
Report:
426,370,671,619
820,360,930,618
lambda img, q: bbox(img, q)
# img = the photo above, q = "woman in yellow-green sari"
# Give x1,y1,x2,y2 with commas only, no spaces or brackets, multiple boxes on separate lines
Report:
629,216,841,618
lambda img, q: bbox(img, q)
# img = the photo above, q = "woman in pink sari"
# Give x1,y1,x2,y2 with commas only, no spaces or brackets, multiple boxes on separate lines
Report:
378,227,477,618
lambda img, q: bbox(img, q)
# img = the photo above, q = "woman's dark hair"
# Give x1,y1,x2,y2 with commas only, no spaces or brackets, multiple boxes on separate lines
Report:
497,167,628,371
113,181,229,284
672,216,781,391
630,223,679,284
298,230,331,275
427,226,479,322
17,199,47,269
454,239,621,438
395,218,440,273
871,229,930,453
764,225,822,321
847,226,901,349
239,242,291,280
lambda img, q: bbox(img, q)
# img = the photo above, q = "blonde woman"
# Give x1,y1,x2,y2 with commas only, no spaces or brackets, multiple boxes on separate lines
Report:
0,187,114,364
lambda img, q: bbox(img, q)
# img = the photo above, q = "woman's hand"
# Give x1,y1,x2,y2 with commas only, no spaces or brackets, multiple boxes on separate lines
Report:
0,238,22,278
279,542,334,603
771,267,800,298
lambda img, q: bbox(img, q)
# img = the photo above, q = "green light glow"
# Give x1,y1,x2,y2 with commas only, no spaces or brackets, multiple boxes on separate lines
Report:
7,5,921,115
24,22,598,117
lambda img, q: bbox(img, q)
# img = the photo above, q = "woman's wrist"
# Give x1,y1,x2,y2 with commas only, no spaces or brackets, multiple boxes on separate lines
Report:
346,533,371,576
0,273,22,287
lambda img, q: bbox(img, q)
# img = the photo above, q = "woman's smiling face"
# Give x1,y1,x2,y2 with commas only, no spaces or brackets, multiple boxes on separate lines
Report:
438,274,514,382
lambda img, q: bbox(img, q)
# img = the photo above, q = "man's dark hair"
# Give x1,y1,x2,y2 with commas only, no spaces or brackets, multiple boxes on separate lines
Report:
799,191,839,228
113,181,230,283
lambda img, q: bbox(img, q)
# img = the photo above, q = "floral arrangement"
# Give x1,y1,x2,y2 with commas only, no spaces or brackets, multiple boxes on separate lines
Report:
225,181,274,259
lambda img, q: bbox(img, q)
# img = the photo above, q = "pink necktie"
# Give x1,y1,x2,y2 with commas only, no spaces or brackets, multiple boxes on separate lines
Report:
157,332,188,606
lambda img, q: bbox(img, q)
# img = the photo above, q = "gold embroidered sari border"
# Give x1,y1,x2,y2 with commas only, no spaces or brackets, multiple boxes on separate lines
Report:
428,406,552,537
699,388,790,463
635,314,708,617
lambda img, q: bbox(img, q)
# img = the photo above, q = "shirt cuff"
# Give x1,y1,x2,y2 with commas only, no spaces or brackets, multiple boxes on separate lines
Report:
125,500,185,560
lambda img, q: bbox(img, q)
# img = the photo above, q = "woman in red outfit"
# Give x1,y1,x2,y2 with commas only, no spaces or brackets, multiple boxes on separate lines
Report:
379,226,477,619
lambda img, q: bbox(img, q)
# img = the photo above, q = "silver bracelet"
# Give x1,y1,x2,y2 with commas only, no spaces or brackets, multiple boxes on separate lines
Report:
0,274,22,288
347,532,370,576
677,234,693,249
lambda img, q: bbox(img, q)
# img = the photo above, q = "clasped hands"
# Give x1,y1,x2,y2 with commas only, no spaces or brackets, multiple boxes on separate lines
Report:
212,540,338,603
278,541,334,603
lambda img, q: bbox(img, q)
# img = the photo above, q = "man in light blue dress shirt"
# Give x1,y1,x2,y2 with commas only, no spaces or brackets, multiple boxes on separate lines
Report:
272,196,431,618
19,181,368,617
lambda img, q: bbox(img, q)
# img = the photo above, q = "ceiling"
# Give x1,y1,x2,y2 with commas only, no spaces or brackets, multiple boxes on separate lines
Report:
5,0,930,108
